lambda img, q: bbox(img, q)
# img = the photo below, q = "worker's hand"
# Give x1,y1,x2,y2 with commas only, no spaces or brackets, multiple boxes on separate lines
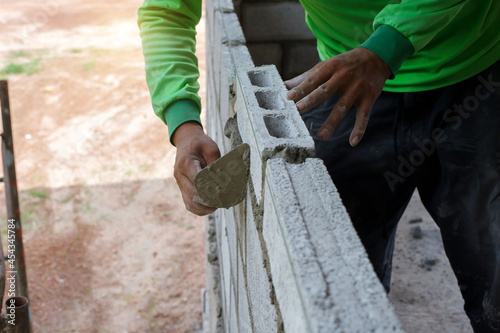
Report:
285,47,391,146
172,122,221,216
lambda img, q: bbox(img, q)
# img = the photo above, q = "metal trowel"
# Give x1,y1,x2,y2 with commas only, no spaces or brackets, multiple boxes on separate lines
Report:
195,143,250,209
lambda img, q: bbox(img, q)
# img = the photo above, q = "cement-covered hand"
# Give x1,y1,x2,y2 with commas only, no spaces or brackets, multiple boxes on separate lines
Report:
285,47,391,147
172,122,221,216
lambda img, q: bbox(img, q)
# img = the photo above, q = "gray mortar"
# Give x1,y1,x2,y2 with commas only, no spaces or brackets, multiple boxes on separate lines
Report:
217,45,254,156
223,115,243,148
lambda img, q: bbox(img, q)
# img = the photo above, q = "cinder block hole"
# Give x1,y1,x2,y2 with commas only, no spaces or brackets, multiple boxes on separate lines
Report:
264,115,297,138
255,91,284,110
248,70,273,87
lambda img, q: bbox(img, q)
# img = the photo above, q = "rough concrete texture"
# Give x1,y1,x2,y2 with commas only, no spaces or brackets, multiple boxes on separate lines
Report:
237,249,253,332
241,2,315,42
244,187,280,332
195,143,250,208
229,281,239,333
223,207,239,301
209,44,253,155
206,0,253,157
236,64,315,204
215,11,246,47
263,158,403,332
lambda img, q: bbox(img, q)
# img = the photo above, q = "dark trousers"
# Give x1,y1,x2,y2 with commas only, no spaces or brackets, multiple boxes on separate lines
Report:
302,62,500,332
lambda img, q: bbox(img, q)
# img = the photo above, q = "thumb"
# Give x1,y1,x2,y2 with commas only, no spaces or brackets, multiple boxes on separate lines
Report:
186,158,203,183
202,143,221,166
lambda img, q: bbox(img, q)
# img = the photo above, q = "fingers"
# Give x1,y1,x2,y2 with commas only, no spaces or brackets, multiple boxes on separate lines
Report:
284,48,389,146
316,94,372,146
181,149,220,216
177,174,216,216
349,101,372,147
318,98,352,140
317,94,355,141
176,155,216,215
184,157,203,184
201,141,221,165
284,65,317,90
285,73,307,91
295,76,341,114
173,130,221,216
285,63,330,101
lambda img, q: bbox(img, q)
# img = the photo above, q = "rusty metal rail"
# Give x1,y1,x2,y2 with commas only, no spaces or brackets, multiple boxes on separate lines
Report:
0,80,31,333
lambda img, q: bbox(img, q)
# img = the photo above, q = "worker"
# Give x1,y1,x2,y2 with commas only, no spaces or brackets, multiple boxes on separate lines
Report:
137,1,500,331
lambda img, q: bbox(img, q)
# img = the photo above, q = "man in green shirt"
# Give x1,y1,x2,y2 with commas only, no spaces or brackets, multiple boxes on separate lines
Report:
138,1,500,331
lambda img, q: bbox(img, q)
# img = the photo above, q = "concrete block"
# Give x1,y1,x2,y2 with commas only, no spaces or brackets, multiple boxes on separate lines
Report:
206,0,215,34
206,72,218,140
241,3,315,42
247,43,283,73
232,46,255,87
207,0,236,48
204,215,224,333
229,279,239,333
263,158,403,332
246,189,279,332
223,208,239,293
232,197,247,266
217,210,232,327
236,65,315,204
215,0,235,13
215,11,246,47
283,42,320,80
262,161,319,333
237,250,252,332
217,45,254,154
211,12,246,101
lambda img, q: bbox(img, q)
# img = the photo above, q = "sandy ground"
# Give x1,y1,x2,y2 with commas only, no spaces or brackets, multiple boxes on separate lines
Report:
0,0,472,332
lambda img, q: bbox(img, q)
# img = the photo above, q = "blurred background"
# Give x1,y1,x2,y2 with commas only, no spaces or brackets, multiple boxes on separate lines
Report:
0,0,207,331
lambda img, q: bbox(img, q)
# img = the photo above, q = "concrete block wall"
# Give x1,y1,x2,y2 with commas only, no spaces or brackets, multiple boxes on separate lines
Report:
203,0,404,332
235,0,320,80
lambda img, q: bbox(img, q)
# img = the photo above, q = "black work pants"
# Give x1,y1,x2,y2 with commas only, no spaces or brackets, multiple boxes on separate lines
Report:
302,62,500,332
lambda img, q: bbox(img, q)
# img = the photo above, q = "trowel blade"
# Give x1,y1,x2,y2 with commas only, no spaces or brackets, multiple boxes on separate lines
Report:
195,143,250,209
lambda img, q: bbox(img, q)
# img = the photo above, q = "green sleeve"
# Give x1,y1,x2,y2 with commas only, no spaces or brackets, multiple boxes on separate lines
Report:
361,0,469,77
137,0,203,143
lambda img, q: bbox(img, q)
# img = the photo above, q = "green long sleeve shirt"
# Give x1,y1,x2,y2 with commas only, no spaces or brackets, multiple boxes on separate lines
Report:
138,0,500,141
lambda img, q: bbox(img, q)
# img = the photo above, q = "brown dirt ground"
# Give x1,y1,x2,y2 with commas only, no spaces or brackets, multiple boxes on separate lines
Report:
0,0,472,332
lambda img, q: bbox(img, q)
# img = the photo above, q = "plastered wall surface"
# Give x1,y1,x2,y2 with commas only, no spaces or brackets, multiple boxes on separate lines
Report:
202,0,404,331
